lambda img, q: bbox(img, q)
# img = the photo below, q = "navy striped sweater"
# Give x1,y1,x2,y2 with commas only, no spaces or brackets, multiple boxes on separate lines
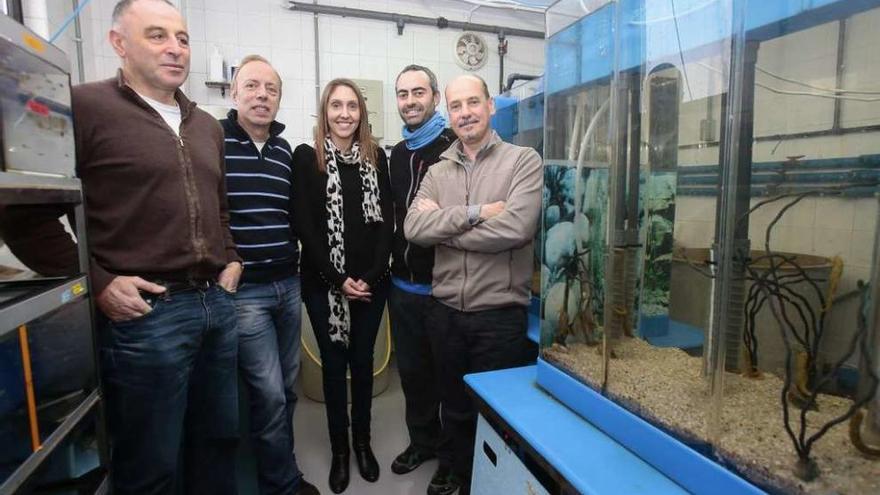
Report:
221,109,298,283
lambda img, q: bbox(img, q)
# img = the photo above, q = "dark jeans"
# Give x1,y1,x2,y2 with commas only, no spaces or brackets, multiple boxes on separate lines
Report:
99,285,238,495
235,276,303,494
388,286,441,455
426,300,531,488
303,280,389,445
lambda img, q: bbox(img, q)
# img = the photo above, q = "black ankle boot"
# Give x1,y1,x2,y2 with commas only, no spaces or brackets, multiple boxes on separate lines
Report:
329,433,350,493
352,432,380,482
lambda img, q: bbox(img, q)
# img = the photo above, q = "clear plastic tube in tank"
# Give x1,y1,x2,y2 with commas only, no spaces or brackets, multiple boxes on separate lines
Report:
706,0,748,444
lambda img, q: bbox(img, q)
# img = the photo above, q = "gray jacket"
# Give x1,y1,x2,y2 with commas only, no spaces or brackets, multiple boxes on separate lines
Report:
404,131,542,312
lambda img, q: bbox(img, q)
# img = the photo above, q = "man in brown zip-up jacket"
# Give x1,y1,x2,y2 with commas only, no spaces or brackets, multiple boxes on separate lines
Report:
71,1,241,493
75,74,239,295
404,74,542,495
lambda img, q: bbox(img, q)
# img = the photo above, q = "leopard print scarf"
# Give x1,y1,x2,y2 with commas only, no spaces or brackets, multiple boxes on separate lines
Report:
324,138,383,346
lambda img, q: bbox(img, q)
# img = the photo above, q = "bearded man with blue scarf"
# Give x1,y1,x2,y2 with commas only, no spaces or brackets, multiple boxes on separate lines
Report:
388,65,457,494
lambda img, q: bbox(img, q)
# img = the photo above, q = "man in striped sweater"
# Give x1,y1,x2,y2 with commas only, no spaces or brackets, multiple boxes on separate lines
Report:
221,55,318,495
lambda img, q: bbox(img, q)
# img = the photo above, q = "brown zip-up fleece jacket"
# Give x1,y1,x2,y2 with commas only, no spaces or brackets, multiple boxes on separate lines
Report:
73,72,240,294
404,131,542,312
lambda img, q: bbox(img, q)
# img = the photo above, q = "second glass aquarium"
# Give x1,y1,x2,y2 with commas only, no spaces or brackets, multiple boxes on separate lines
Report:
538,0,880,493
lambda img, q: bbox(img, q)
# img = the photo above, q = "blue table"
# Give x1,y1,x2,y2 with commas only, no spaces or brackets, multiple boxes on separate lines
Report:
465,366,687,495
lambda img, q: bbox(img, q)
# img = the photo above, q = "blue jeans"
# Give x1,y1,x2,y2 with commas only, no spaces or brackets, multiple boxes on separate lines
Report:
99,284,238,495
235,276,304,494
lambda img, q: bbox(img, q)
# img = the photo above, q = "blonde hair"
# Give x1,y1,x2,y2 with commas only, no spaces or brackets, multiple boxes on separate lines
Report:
231,54,282,98
314,78,378,174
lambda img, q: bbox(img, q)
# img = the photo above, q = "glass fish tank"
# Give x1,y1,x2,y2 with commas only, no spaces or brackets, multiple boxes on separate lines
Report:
494,76,545,153
537,0,880,493
493,77,546,295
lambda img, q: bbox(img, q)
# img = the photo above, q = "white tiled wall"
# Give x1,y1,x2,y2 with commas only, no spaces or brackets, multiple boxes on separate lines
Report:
840,7,880,128
652,6,880,366
43,0,545,149
674,197,875,264
674,8,880,166
752,20,839,137
673,194,878,364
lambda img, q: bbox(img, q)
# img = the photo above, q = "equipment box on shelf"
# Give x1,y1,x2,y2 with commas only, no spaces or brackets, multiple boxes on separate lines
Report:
0,14,108,495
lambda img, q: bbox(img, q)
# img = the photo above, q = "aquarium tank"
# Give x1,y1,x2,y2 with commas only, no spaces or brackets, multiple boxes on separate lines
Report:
494,76,545,153
493,77,545,295
537,0,880,493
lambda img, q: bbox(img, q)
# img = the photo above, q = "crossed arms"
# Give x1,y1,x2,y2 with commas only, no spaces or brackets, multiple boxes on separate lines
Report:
403,149,542,253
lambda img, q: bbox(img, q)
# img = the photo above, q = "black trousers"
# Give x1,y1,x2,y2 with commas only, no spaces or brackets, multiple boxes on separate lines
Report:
388,285,442,455
426,299,533,487
303,280,389,448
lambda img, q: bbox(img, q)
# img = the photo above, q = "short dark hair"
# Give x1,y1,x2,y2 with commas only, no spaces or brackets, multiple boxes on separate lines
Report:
112,0,175,25
396,64,440,95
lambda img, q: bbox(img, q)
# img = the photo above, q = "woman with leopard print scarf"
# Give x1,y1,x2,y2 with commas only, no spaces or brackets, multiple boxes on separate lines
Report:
292,78,393,494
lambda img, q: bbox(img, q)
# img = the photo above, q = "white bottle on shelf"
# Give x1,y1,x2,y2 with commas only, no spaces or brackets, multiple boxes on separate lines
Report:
228,59,240,83
209,46,225,82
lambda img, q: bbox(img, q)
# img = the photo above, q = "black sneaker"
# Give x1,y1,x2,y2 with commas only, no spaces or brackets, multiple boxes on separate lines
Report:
295,479,320,495
426,466,461,495
391,445,436,474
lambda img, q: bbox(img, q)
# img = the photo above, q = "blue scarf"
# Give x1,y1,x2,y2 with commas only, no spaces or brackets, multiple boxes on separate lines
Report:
402,111,448,150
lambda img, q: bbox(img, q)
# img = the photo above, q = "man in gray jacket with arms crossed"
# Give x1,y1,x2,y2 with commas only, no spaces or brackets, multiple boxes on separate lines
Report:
404,74,542,495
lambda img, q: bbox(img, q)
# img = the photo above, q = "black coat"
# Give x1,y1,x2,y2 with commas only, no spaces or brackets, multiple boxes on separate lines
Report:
388,129,457,285
292,143,393,289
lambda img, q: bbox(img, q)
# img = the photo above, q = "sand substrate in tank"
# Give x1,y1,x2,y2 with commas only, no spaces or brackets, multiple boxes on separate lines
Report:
543,339,879,494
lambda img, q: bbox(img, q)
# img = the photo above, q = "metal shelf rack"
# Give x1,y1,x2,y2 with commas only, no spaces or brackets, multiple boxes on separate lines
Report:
0,14,108,495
